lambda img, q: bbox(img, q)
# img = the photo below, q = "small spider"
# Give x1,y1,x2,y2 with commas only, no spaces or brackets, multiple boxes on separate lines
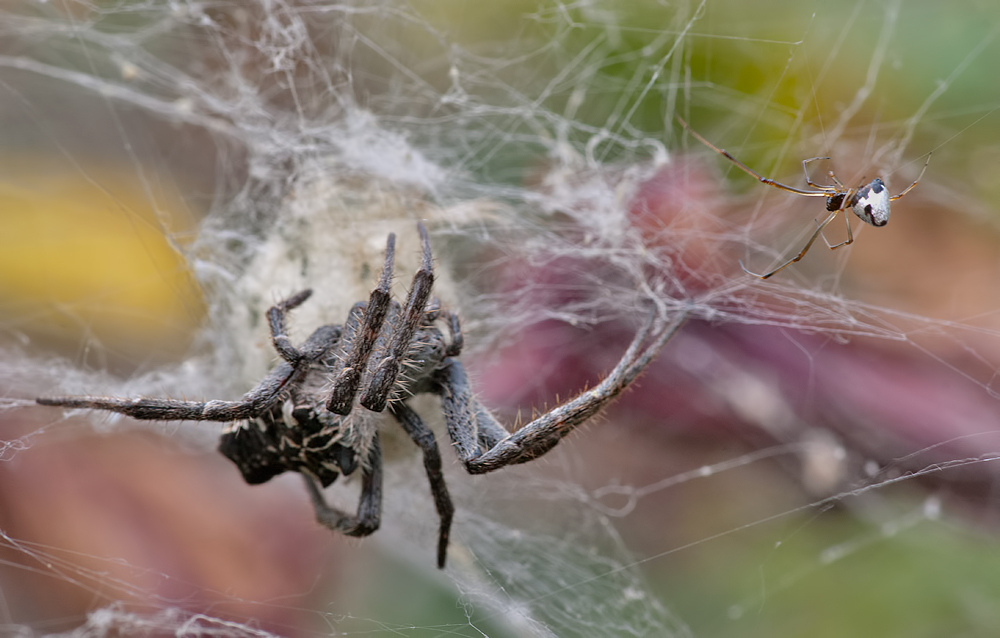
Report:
37,222,685,568
677,116,930,279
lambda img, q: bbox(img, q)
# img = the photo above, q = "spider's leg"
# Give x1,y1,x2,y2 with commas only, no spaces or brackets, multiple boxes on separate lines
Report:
800,157,836,189
36,394,267,421
436,358,512,464
303,435,382,536
677,115,830,198
740,208,842,279
298,323,343,360
390,402,454,568
826,170,846,190
37,318,342,422
360,222,435,413
39,359,302,422
267,289,314,363
327,233,397,415
228,321,340,415
442,310,463,358
820,203,855,250
889,152,931,201
441,308,688,475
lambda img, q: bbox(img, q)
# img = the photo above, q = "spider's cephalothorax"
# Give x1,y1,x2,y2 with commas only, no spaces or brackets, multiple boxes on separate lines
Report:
37,222,686,568
677,115,929,278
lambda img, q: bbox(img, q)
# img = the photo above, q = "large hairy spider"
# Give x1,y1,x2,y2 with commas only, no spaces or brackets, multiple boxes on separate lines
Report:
37,223,686,568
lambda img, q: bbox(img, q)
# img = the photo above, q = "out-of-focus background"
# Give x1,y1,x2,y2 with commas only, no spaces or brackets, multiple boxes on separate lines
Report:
2,1,1000,636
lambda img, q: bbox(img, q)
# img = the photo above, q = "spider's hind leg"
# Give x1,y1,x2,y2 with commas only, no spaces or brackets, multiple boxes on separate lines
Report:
436,358,512,469
439,309,687,474
303,435,383,536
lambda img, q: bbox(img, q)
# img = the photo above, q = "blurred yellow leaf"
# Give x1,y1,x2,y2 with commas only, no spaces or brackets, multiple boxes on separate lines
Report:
0,157,205,363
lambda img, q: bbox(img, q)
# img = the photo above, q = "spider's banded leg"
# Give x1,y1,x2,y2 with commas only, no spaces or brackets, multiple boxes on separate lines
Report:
327,234,397,415
740,209,842,279
445,309,689,475
390,403,454,568
303,435,383,536
361,222,435,413
267,289,314,363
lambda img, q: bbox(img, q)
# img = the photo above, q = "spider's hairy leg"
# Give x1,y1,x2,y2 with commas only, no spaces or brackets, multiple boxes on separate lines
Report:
303,435,383,536
366,298,402,369
436,359,513,465
442,310,463,358
361,222,435,413
268,289,314,363
36,394,259,421
51,333,329,419
325,300,396,406
297,323,343,360
440,309,689,475
36,356,307,422
37,290,343,421
416,297,461,356
327,233,397,415
390,403,454,568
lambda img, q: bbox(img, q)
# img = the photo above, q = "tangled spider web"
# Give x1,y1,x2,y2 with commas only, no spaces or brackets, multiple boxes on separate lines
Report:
2,1,1000,636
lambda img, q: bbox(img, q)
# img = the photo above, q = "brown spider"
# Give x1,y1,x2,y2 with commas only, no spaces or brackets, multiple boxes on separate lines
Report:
677,115,930,279
37,222,686,568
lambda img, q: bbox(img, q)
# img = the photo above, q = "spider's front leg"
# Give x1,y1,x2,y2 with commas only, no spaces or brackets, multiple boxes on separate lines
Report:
36,291,340,422
437,309,688,474
360,222,435,413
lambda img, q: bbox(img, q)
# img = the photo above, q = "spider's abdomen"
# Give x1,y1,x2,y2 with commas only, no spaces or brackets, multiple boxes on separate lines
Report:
218,401,356,488
850,178,890,227
218,419,287,485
